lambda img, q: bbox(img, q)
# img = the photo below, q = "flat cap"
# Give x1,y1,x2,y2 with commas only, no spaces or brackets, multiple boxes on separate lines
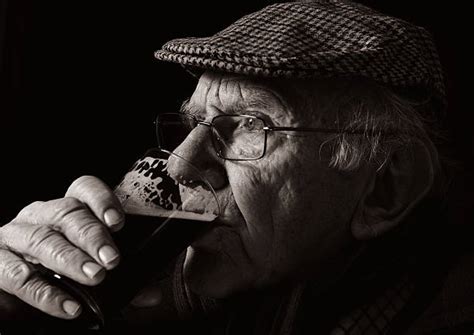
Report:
155,0,445,105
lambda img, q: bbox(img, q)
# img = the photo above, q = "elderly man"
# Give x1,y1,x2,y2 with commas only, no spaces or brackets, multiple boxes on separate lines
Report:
0,1,472,334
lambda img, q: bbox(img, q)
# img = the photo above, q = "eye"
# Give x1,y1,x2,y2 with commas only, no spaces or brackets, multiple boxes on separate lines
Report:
180,114,198,131
242,116,260,132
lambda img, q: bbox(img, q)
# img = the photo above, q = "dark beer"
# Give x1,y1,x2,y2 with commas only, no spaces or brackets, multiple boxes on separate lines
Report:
28,147,219,333
37,210,216,331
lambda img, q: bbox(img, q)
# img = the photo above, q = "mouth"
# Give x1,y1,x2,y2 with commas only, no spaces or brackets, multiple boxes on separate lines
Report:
212,215,237,227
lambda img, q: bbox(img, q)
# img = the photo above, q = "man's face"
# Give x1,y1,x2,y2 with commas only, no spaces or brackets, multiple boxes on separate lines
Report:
168,71,370,298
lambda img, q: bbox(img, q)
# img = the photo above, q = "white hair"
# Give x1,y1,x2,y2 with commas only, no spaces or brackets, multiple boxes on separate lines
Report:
300,78,441,171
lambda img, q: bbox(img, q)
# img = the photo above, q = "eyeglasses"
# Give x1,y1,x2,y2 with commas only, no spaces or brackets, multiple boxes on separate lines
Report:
155,113,365,161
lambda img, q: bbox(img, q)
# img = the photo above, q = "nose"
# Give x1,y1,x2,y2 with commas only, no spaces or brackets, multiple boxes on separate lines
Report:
167,125,227,191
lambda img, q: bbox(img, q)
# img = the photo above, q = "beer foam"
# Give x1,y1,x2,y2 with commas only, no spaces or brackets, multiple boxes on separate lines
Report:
114,154,219,221
114,156,181,211
123,201,217,222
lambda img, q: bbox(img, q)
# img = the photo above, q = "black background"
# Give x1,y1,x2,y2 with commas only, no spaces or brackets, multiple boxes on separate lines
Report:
0,1,468,223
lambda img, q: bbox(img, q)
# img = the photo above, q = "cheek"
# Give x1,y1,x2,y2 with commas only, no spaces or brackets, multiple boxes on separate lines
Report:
272,164,364,273
250,143,357,273
226,135,293,211
225,163,280,256
223,147,303,274
227,163,283,218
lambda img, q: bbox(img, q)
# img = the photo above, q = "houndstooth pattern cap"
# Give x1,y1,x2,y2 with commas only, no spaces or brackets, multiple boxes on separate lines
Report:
154,0,446,106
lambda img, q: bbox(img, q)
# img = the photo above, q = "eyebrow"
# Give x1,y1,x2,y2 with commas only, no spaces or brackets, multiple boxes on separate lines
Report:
236,92,280,112
179,98,199,115
231,90,290,123
179,88,288,117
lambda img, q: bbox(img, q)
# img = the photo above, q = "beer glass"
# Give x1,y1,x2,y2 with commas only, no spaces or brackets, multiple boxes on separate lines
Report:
35,148,220,332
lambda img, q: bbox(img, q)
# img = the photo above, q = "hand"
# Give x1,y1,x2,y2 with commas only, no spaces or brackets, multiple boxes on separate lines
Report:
0,176,124,319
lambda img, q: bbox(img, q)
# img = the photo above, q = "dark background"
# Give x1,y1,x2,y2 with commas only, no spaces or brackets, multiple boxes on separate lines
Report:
0,1,468,223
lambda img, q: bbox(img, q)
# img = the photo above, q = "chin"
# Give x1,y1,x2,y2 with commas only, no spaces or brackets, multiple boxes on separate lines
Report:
183,246,254,298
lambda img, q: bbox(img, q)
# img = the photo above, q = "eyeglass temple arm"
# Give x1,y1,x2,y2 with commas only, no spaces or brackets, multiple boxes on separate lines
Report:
264,126,367,135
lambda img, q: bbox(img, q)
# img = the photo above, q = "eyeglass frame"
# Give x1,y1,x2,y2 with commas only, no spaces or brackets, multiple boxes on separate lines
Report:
155,112,370,161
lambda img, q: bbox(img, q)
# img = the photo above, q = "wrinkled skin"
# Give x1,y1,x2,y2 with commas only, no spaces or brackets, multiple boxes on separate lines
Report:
0,177,124,318
167,71,371,297
0,71,373,320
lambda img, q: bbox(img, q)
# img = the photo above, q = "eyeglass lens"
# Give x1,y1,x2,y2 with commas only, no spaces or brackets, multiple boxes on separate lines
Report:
156,114,266,160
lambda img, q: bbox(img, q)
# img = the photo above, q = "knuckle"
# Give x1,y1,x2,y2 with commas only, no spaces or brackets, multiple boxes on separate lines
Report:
0,225,9,246
14,201,45,223
59,197,84,209
50,243,81,266
26,225,56,252
32,282,56,306
23,279,75,319
76,222,107,244
26,226,84,268
2,260,33,292
23,200,46,212
67,175,113,205
51,197,86,223
67,175,96,195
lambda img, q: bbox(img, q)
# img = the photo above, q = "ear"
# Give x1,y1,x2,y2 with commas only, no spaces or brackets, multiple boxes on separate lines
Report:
351,138,437,240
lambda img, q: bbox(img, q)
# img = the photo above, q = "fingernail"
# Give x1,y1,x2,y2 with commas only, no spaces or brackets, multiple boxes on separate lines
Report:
82,262,104,279
63,300,81,316
99,245,120,265
104,208,124,228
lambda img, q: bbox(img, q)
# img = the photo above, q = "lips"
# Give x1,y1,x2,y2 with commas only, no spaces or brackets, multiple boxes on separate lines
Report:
181,186,244,249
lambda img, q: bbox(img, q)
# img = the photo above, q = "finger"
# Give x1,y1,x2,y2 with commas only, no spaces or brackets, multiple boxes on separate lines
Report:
66,175,125,231
14,198,120,270
0,289,38,320
0,249,82,319
1,222,106,285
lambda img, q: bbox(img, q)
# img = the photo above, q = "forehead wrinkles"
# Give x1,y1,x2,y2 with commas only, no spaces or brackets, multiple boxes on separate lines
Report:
192,74,291,120
191,73,341,127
